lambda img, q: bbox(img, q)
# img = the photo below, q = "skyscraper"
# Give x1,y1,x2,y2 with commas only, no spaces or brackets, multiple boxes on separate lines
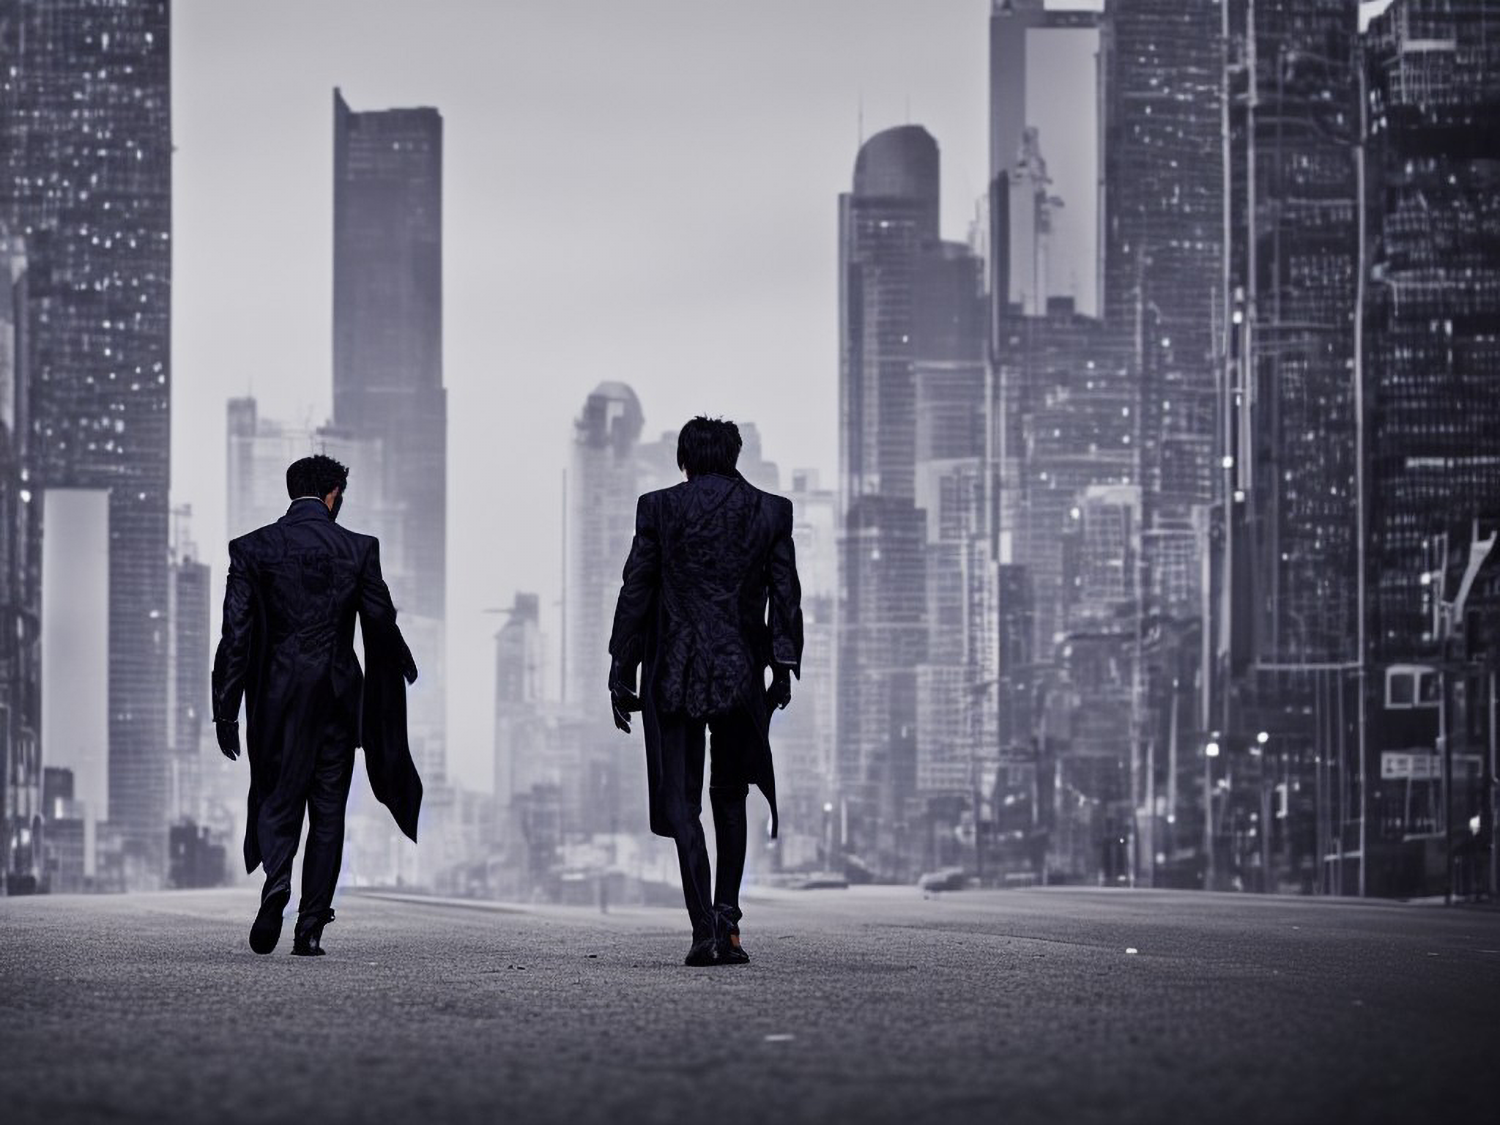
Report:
841,125,940,506
0,230,41,892
1197,0,1365,893
332,89,447,782
562,382,647,839
1225,0,1362,670
1,0,172,880
775,470,839,869
838,126,1003,876
838,126,942,876
493,592,544,813
1364,0,1500,660
1105,0,1222,625
911,243,993,808
1360,0,1500,896
564,382,645,712
166,513,210,825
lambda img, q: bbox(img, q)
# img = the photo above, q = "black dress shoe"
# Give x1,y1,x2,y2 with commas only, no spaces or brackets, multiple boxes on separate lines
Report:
249,885,290,955
291,909,333,957
683,937,717,967
714,905,749,965
290,935,325,957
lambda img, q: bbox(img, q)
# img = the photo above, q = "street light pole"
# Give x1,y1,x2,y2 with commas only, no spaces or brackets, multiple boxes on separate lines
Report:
1441,663,1453,905
1256,730,1271,890
1205,737,1221,889
1490,669,1498,900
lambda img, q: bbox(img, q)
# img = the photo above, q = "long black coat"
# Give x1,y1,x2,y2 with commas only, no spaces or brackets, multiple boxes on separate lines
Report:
609,472,803,838
211,499,422,875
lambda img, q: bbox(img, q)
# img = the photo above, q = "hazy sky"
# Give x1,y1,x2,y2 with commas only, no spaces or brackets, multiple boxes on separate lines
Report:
172,0,988,792
1024,25,1099,317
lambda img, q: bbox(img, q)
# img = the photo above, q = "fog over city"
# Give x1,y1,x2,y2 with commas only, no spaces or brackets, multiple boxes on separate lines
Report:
171,0,991,795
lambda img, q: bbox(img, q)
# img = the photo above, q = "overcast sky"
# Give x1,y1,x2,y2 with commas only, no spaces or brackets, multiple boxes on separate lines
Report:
172,0,989,792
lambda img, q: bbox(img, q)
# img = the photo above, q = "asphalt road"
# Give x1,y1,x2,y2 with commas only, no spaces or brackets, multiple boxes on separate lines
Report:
1,885,1496,1125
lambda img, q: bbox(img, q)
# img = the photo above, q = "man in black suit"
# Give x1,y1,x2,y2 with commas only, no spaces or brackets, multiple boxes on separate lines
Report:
212,455,421,957
609,417,803,966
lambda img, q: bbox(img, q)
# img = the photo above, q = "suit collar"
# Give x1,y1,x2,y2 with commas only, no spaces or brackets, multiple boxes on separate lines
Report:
281,497,333,524
687,470,744,489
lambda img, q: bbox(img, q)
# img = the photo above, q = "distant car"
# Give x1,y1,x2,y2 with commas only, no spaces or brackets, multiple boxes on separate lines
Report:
791,872,849,890
918,866,967,892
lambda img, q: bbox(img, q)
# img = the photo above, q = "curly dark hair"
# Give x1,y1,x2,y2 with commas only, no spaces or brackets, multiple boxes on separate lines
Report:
676,416,742,477
285,454,349,501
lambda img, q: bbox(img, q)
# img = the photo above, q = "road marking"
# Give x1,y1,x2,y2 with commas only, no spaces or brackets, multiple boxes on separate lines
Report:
764,1034,795,1043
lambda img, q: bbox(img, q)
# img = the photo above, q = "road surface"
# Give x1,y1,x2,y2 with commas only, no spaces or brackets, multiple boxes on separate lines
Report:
2,885,1496,1124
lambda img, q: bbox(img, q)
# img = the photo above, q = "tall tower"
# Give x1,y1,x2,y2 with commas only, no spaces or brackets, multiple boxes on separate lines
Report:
840,125,940,506
493,592,543,812
332,88,447,781
837,126,940,877
166,514,210,824
562,382,646,838
563,382,644,711
1104,0,1222,600
1364,0,1500,661
1358,0,1500,895
0,231,42,890
1,0,173,881
1225,0,1361,671
911,242,993,811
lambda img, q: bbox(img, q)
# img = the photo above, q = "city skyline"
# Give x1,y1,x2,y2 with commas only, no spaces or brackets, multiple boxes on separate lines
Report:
4,0,1490,899
170,0,991,795
9,7,1500,1124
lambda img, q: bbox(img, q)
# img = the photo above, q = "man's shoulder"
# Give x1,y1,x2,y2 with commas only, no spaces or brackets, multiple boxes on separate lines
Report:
334,523,377,548
746,482,793,522
231,518,373,555
229,523,275,555
327,523,379,562
636,484,683,511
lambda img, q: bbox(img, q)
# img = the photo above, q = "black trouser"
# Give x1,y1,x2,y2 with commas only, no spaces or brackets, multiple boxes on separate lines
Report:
657,710,752,941
260,718,356,934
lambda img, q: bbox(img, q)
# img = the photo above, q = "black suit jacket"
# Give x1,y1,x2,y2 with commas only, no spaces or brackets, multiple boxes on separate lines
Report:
609,472,803,837
211,498,422,874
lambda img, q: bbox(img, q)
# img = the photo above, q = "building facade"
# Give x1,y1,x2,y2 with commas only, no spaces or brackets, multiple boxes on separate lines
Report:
1361,0,1500,896
332,88,447,783
0,231,41,892
1,0,173,882
838,126,944,878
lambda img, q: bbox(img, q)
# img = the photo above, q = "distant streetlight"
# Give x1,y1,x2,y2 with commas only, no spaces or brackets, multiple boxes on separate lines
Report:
1204,737,1219,889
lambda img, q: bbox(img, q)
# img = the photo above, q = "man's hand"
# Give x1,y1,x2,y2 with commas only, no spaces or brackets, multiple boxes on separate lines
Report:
215,720,241,761
399,638,419,685
766,665,792,711
608,657,642,734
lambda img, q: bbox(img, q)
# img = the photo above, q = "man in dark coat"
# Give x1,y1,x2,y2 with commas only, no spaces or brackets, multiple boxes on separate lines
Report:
609,417,803,966
212,454,420,956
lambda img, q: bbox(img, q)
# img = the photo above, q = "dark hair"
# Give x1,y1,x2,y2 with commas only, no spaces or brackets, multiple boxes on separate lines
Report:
286,454,349,501
676,416,742,477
